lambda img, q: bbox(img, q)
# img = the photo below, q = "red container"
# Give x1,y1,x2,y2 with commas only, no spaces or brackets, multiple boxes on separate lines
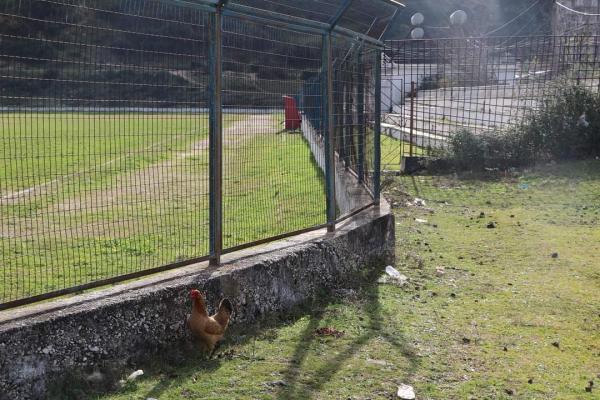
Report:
283,96,302,130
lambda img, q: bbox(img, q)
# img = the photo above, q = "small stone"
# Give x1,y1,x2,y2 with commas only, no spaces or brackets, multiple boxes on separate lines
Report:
412,198,427,207
435,267,445,277
397,384,416,399
380,266,409,286
366,358,388,366
265,380,288,387
487,222,496,229
415,218,428,224
86,370,105,384
127,370,144,382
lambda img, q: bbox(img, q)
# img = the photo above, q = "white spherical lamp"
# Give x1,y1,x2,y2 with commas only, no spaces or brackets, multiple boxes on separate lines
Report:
411,13,425,26
410,27,425,39
449,10,468,26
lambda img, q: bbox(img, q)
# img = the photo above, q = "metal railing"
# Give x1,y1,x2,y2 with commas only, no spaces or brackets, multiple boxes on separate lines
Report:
380,35,600,169
0,0,400,309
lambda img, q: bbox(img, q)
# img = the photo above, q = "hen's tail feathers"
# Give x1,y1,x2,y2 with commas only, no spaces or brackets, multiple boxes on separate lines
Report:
219,298,234,315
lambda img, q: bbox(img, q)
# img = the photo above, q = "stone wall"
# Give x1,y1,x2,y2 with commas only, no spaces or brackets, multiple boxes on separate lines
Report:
0,202,394,400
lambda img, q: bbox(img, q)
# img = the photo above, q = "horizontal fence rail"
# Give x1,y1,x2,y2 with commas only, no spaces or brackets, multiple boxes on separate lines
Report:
0,0,395,308
380,35,600,170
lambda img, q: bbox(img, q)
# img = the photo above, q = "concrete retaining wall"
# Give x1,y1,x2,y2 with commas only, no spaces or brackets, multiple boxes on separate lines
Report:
0,202,394,399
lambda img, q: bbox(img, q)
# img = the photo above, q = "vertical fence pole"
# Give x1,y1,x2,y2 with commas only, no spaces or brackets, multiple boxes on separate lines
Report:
209,6,223,266
374,48,382,205
357,49,365,183
323,34,336,232
409,81,415,158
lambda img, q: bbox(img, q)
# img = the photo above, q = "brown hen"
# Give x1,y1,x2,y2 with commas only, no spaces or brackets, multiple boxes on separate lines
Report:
186,289,233,355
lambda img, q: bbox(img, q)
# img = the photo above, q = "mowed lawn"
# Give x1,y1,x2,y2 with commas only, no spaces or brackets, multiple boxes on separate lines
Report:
0,113,206,194
0,113,326,303
87,161,599,400
380,133,426,171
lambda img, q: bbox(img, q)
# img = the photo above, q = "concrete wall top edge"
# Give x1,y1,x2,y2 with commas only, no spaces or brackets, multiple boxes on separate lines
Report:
0,201,391,333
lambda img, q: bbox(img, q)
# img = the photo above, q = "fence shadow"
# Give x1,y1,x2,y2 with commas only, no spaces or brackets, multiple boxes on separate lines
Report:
76,272,422,400
276,283,420,400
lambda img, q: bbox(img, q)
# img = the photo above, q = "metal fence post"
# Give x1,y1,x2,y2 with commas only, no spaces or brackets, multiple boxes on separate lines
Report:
357,49,365,183
374,48,382,205
209,6,223,266
409,81,415,158
323,34,336,232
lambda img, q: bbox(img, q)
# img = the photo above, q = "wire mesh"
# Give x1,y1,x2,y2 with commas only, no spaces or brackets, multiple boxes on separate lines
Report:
0,0,210,304
230,0,397,40
330,35,380,206
220,16,327,249
381,35,600,170
0,0,385,307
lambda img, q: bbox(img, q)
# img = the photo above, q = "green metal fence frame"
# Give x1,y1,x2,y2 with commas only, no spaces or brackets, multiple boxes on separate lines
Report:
0,0,401,310
202,0,402,264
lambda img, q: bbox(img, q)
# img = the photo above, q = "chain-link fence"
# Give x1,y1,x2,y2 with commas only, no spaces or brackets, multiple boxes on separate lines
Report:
0,0,399,309
381,35,600,170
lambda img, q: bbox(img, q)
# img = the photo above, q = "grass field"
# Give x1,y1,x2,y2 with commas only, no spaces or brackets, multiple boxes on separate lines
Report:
380,134,426,170
86,160,599,400
0,113,326,302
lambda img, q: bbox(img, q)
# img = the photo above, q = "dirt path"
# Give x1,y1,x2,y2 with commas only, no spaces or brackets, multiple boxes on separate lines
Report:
0,114,278,239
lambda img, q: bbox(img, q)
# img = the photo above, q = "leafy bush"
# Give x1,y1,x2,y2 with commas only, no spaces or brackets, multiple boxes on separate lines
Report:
447,129,486,169
519,82,600,159
445,82,600,170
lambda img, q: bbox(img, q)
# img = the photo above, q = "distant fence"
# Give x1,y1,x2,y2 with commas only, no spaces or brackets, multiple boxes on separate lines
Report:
0,0,399,309
380,35,600,169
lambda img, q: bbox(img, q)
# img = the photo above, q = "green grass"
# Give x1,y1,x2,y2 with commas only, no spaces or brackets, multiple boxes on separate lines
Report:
380,134,426,170
223,132,325,248
0,113,205,193
88,160,598,400
0,113,325,302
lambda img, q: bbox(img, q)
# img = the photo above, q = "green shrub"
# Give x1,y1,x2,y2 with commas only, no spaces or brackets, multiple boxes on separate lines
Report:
447,128,486,169
520,82,600,159
446,82,600,170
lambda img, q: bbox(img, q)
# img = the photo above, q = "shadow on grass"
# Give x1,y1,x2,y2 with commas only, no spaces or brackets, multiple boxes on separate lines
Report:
63,270,421,400
276,282,420,400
